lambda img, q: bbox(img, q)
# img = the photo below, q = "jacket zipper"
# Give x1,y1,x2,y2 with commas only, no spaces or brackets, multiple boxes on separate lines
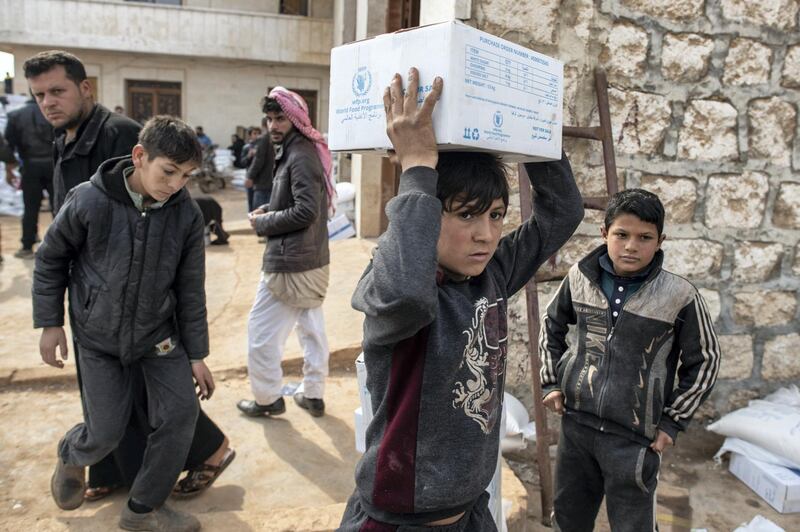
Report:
589,274,658,429
128,210,150,360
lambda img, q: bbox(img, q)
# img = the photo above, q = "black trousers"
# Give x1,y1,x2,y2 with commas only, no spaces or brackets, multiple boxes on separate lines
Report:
81,353,225,490
62,344,199,508
20,159,53,249
553,413,661,532
246,187,255,212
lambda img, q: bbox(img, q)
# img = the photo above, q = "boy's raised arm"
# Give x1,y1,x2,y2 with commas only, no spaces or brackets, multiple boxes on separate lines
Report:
351,69,444,346
494,153,584,296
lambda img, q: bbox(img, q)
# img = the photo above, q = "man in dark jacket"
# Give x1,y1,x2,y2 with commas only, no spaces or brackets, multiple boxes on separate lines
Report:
245,116,274,210
4,98,55,258
34,116,209,531
237,88,331,418
23,50,141,215
0,131,14,262
0,131,13,163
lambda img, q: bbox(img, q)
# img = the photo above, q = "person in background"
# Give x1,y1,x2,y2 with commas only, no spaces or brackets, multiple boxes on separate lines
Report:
237,87,333,419
4,97,54,258
228,133,245,169
0,131,15,263
245,116,274,211
195,126,212,149
239,127,260,168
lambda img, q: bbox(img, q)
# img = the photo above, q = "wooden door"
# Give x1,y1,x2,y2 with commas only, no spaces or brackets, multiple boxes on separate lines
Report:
126,80,182,124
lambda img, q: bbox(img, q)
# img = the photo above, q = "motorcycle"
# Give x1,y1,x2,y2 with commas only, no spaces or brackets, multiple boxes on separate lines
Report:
192,144,228,193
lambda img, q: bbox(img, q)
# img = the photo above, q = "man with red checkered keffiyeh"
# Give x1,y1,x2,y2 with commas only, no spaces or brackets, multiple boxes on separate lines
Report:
237,87,332,420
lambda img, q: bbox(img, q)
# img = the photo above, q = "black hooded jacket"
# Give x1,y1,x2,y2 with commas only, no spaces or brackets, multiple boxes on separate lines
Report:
33,156,209,364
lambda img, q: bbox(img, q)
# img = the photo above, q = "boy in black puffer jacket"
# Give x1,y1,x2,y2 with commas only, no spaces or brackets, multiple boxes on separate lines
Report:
33,116,211,532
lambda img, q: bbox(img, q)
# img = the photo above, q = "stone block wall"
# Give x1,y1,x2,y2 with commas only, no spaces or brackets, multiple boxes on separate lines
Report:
471,0,800,416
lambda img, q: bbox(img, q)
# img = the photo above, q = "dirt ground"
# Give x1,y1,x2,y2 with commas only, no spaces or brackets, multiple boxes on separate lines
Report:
0,373,360,531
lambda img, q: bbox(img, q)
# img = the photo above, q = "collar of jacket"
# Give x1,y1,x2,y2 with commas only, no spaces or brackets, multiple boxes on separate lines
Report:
55,103,109,158
279,129,302,153
89,155,189,209
577,244,664,286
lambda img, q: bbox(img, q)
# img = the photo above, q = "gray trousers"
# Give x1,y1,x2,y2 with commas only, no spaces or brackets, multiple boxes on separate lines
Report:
553,413,661,532
59,343,199,508
337,491,496,531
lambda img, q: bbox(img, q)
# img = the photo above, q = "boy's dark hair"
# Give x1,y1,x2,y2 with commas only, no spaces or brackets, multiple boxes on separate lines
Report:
604,188,665,235
262,97,282,114
436,152,509,215
23,50,87,84
139,116,203,166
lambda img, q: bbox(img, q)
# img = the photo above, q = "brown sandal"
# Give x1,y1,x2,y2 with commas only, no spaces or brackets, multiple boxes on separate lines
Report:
172,448,236,498
84,484,120,502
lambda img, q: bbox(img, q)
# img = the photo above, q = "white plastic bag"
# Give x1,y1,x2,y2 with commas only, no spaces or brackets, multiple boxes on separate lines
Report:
715,437,800,471
501,392,537,453
707,385,800,466
733,515,785,532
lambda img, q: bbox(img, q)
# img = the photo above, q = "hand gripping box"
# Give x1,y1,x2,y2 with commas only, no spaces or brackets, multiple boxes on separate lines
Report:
328,20,563,162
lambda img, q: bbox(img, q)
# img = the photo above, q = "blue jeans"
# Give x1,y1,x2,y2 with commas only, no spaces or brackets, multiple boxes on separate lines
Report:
252,189,271,210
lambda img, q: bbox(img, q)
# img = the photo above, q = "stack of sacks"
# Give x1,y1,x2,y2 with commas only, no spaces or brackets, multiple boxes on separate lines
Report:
214,148,233,172
708,385,800,513
230,169,247,191
335,181,356,223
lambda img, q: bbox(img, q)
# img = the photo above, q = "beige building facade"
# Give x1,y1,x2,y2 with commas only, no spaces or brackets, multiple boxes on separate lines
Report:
1,0,336,143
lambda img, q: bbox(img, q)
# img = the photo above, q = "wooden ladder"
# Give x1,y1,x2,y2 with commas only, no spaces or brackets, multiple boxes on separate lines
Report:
517,66,620,526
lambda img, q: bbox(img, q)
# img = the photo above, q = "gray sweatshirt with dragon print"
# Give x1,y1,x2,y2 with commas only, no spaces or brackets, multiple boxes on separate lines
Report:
350,153,584,525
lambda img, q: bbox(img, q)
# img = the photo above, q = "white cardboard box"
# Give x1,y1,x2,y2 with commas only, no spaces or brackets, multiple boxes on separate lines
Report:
328,20,563,162
327,212,356,240
355,353,373,420
354,407,367,453
729,452,800,513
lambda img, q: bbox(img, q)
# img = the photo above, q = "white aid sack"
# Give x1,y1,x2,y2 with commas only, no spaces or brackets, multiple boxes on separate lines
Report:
707,385,800,467
733,515,785,532
501,392,537,454
715,437,800,471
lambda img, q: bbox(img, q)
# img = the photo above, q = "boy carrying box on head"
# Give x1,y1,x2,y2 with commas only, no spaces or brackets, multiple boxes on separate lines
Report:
338,68,584,530
539,189,722,532
33,116,213,532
